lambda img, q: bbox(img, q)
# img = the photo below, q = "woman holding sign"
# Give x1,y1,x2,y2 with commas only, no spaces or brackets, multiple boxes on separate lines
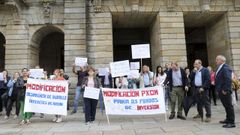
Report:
52,69,65,123
16,68,32,125
82,66,102,125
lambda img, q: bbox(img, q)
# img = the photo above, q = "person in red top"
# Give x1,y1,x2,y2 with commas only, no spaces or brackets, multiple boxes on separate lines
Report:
52,69,65,123
208,66,217,106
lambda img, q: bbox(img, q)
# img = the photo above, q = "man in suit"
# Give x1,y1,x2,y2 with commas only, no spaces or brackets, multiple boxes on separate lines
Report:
164,62,188,120
191,59,211,122
215,55,235,128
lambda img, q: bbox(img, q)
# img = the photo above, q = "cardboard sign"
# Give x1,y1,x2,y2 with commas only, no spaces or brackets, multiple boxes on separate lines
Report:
24,78,69,116
110,60,130,78
29,69,45,79
83,87,100,100
128,70,140,79
131,44,150,59
102,86,166,115
98,68,109,76
75,57,88,67
130,62,140,70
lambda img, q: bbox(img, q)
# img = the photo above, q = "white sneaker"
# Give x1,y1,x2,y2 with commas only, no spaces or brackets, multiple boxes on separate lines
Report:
4,116,9,119
52,117,57,122
85,122,90,125
13,115,18,119
56,117,62,123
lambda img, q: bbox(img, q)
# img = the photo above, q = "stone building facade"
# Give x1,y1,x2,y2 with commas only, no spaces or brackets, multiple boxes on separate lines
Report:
0,0,240,89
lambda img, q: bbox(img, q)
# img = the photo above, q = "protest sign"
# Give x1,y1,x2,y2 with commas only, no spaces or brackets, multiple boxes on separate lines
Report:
75,57,88,67
29,69,45,79
0,73,3,81
130,62,140,70
102,86,166,115
83,87,100,100
110,60,130,78
98,68,109,76
24,78,68,116
131,44,150,59
128,70,140,78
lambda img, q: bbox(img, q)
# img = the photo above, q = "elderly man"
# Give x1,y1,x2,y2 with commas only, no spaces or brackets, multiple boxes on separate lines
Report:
164,62,188,120
191,59,211,122
215,55,235,128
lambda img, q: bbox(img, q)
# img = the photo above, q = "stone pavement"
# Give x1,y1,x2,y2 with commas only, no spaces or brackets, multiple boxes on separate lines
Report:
0,101,240,135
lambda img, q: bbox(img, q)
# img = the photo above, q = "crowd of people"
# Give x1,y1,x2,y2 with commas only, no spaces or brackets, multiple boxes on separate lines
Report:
0,55,238,128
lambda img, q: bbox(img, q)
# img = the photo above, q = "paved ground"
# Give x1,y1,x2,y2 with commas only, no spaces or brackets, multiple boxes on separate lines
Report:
0,100,240,135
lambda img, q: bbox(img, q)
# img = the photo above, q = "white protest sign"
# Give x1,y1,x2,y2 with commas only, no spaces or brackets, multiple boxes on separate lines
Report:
131,44,150,59
75,57,88,67
24,78,69,116
29,69,44,79
0,73,3,81
130,62,140,70
110,60,130,78
102,86,166,115
83,87,100,100
128,70,140,79
98,68,109,76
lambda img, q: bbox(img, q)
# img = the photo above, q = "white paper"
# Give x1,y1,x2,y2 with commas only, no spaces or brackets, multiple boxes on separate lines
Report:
131,44,150,59
128,70,140,78
84,87,100,100
130,62,140,70
29,69,45,79
98,68,109,76
75,57,88,67
0,73,4,81
110,60,130,78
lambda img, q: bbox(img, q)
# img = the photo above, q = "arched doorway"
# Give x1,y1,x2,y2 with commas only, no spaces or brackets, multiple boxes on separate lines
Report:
0,32,6,71
31,26,64,75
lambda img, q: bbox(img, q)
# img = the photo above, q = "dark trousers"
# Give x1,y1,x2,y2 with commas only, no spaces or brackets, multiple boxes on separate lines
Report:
84,98,98,122
209,85,217,104
219,91,235,124
0,90,8,112
195,88,211,118
6,96,20,117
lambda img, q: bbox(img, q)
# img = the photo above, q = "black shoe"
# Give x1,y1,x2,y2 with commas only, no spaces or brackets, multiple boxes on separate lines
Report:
214,103,217,106
169,114,175,120
70,110,76,115
177,115,186,120
219,120,228,124
223,123,236,128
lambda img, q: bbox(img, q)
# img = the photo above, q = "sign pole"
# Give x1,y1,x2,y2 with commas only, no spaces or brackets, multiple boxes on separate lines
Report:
106,114,111,125
140,58,143,71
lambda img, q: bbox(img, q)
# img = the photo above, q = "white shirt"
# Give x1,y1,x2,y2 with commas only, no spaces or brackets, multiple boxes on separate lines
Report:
216,63,224,76
195,66,203,86
156,73,167,85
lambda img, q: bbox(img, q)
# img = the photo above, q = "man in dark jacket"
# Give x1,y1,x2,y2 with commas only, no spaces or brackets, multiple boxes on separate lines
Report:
191,59,211,122
215,55,235,128
164,62,188,120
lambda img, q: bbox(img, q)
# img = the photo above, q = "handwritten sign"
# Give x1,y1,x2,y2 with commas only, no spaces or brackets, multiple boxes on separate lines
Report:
128,70,140,79
24,78,69,116
130,62,140,70
83,87,100,100
102,86,166,115
75,57,88,67
98,68,109,76
131,44,150,59
0,73,3,81
110,60,130,78
29,69,44,79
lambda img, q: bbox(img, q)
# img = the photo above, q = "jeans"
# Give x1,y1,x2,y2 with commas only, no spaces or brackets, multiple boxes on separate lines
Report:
73,86,84,112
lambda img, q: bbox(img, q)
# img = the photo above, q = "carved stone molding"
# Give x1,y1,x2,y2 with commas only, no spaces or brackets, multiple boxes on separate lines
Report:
91,0,102,13
234,0,240,11
167,0,176,11
200,0,211,12
40,0,55,23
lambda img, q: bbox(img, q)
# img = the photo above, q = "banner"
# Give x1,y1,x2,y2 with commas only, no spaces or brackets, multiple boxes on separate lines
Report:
24,78,69,116
29,69,45,79
131,44,150,59
110,60,130,78
83,87,100,100
102,87,166,115
75,57,88,67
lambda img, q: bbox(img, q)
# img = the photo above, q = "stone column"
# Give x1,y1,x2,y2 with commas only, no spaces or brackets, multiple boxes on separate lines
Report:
86,5,113,68
227,11,240,75
158,11,187,67
5,20,29,73
64,0,86,86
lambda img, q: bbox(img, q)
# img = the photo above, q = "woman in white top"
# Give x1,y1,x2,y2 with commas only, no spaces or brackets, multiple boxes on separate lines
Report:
154,66,168,110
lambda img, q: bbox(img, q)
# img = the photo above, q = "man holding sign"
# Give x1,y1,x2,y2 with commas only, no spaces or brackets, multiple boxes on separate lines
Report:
82,66,102,125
